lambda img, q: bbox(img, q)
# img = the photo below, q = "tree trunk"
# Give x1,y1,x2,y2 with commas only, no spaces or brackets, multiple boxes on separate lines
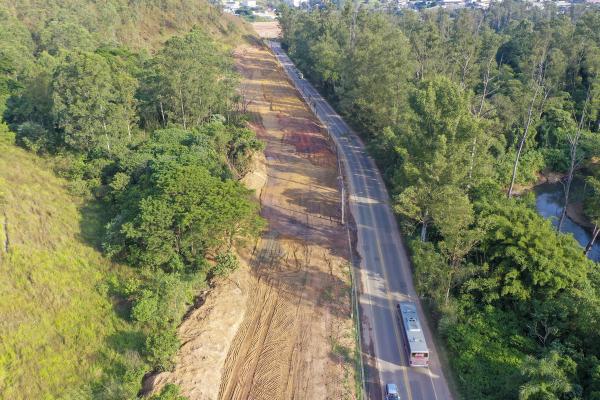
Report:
349,8,357,51
557,150,575,232
507,84,541,198
444,273,452,306
460,53,472,89
585,225,599,255
558,90,590,232
467,137,478,186
420,210,429,242
508,48,550,198
179,87,187,130
468,57,493,187
160,101,166,126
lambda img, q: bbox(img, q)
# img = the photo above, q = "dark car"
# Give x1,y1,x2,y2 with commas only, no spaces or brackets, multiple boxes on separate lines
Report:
385,383,400,400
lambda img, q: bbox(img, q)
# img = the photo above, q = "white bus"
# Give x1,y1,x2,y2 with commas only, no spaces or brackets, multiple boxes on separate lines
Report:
397,301,430,367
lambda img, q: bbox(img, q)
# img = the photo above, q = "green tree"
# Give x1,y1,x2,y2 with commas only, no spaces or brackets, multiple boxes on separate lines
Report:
52,51,137,154
106,163,263,270
39,19,96,55
0,8,35,115
393,77,490,240
585,176,600,255
340,12,414,134
519,351,580,400
431,186,480,304
472,201,591,303
140,29,236,129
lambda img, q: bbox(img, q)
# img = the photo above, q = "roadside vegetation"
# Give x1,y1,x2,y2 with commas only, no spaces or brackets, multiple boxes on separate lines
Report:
280,2,600,399
0,1,263,399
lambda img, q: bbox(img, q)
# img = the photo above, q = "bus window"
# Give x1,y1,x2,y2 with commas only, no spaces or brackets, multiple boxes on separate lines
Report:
410,352,429,366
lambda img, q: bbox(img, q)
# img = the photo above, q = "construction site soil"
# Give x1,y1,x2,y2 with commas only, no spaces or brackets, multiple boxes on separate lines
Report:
147,24,357,400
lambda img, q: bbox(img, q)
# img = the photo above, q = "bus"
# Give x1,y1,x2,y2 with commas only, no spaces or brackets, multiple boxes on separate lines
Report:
397,301,430,367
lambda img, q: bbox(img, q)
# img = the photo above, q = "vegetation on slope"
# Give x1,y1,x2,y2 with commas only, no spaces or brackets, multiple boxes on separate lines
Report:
0,140,119,399
280,3,600,399
0,0,252,50
0,1,263,398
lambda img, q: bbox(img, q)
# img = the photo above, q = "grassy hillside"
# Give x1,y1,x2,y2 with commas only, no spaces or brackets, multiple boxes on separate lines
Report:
0,0,253,51
0,138,124,399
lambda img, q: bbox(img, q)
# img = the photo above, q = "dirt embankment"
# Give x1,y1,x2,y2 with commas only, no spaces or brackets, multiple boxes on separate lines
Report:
145,136,268,400
217,38,356,400
146,24,356,400
252,21,281,39
145,260,254,400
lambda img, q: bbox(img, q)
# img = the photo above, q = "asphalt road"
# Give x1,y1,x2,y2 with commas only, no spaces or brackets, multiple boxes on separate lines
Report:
268,41,453,400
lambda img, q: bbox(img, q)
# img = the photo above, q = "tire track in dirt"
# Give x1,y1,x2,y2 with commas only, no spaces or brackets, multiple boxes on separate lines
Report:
218,38,357,400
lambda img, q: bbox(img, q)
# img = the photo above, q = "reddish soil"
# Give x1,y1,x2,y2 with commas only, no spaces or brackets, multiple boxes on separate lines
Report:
217,39,356,400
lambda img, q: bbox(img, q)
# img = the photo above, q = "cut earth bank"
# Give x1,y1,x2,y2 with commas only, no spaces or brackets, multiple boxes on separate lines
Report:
146,27,358,400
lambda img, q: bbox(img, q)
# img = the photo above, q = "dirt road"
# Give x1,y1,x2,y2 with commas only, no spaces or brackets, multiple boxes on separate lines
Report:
217,38,357,399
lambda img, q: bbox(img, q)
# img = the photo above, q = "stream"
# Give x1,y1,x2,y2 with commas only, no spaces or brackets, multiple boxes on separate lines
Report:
535,182,599,262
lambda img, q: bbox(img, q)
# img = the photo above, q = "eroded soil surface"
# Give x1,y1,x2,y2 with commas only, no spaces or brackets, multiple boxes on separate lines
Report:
252,21,281,39
217,38,356,400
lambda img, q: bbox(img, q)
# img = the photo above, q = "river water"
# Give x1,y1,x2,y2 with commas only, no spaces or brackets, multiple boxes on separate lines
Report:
535,182,599,262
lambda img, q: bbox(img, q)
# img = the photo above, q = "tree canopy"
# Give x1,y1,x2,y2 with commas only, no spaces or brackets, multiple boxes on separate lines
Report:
280,3,600,398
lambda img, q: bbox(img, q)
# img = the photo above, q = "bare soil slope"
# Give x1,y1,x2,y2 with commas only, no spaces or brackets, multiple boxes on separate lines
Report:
217,40,356,399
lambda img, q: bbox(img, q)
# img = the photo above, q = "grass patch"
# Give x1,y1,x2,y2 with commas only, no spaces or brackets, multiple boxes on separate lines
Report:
0,143,135,398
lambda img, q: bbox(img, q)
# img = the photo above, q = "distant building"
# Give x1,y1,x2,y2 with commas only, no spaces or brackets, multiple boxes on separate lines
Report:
284,0,308,7
243,0,257,7
441,0,465,7
223,0,240,13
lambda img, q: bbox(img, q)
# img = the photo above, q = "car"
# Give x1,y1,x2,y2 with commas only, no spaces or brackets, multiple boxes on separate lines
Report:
384,383,400,400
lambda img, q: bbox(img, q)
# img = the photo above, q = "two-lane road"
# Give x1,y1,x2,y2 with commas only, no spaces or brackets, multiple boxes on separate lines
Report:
268,41,453,400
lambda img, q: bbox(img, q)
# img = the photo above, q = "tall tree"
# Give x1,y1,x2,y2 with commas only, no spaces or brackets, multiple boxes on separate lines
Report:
52,51,137,154
584,176,600,255
519,351,579,400
106,162,263,270
557,88,591,232
140,29,236,129
507,43,548,198
393,77,489,240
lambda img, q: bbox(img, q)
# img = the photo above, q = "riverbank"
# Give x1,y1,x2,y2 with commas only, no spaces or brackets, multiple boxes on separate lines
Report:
535,182,600,261
511,170,565,196
567,201,596,231
516,170,596,233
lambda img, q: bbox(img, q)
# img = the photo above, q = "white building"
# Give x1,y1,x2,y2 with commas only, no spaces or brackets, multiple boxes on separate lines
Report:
223,0,240,12
284,0,308,7
243,0,257,7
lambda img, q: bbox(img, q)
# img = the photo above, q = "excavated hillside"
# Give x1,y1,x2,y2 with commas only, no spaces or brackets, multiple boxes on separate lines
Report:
147,25,359,399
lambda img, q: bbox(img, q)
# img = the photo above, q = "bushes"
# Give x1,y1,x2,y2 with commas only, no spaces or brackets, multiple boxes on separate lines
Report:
122,270,205,371
444,306,529,400
150,384,189,400
146,329,180,371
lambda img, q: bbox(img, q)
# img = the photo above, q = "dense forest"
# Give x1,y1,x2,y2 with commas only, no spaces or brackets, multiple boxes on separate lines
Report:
0,1,262,399
280,2,600,399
